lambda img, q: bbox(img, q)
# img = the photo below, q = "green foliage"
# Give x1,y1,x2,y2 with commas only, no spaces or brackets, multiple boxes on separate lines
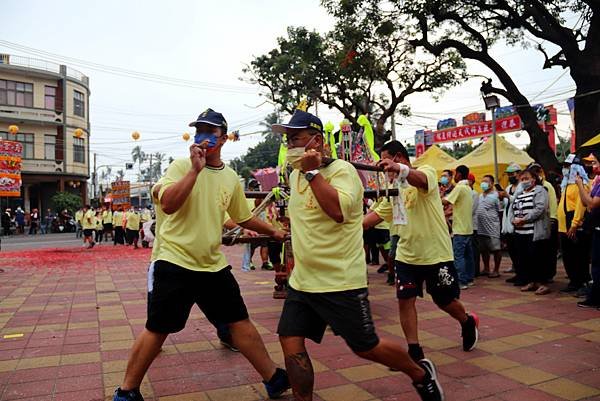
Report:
442,141,476,159
229,113,282,179
51,192,82,215
244,16,466,137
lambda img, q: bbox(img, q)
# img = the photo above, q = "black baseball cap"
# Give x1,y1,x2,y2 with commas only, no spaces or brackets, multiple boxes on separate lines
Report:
272,110,323,134
188,108,228,130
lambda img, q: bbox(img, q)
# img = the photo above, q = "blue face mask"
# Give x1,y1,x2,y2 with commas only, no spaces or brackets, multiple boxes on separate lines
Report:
480,182,490,192
194,132,218,148
440,176,449,186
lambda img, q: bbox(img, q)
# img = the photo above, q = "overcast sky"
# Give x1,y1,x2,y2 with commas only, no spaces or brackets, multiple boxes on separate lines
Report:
1,0,577,180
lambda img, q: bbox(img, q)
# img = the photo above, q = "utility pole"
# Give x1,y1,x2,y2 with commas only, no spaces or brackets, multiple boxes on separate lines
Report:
391,113,397,140
93,152,97,203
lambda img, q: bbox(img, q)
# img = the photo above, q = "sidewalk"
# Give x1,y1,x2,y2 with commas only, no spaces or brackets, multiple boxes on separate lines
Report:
0,245,599,401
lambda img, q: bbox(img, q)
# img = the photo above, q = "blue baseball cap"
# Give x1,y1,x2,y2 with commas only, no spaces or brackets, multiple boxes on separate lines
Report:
188,108,228,130
272,110,323,134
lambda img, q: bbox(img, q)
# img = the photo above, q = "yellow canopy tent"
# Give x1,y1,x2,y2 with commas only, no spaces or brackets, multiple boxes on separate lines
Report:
447,135,534,190
413,144,457,173
577,132,600,157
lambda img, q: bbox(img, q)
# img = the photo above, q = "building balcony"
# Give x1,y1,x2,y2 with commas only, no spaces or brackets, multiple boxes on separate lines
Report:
0,104,63,125
0,53,89,87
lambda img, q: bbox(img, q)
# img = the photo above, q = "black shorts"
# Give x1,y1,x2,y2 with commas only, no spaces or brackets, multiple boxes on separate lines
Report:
146,260,249,333
395,261,460,307
372,228,390,247
83,229,94,238
277,286,379,353
126,228,139,242
103,223,113,231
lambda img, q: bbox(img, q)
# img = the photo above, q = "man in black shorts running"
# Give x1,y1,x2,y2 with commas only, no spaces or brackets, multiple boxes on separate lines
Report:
274,111,444,401
113,109,290,401
378,141,479,363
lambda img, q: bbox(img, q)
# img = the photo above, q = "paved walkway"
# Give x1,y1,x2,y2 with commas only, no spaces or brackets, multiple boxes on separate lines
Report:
0,244,599,401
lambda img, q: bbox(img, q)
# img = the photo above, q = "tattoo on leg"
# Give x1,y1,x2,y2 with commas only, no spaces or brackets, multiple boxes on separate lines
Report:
285,352,314,401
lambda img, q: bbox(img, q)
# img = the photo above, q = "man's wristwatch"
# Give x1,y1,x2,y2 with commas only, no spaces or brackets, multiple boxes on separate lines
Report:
305,169,320,182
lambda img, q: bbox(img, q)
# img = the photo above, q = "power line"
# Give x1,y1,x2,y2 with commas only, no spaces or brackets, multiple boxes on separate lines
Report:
0,40,259,94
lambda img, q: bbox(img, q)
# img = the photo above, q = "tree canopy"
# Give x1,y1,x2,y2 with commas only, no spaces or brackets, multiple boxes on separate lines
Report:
244,20,466,147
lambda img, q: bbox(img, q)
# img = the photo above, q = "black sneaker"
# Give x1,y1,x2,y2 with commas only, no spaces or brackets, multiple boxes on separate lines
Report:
263,367,290,398
461,312,479,352
577,299,600,308
261,262,274,271
113,387,144,401
574,286,590,298
413,359,444,401
377,264,388,273
387,272,395,286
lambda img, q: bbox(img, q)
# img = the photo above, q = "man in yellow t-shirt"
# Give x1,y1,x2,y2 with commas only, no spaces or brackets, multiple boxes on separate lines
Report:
443,165,475,289
102,206,113,242
75,208,84,238
114,108,290,401
124,208,141,249
112,207,125,245
378,141,479,365
272,111,444,401
81,205,96,248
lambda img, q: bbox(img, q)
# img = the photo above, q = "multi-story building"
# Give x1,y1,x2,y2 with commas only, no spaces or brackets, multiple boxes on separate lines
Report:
0,54,90,212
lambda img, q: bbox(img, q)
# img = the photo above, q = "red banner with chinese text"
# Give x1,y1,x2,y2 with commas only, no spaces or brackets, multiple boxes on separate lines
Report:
433,115,522,144
0,140,23,197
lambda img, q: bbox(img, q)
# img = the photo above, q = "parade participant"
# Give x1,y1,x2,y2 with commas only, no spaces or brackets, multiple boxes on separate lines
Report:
125,207,140,249
113,207,125,245
509,167,551,295
28,208,40,235
443,165,475,289
113,108,290,401
273,113,444,401
95,211,104,243
2,208,11,236
75,207,83,238
576,151,600,308
81,205,96,248
103,206,114,242
475,175,503,278
501,163,522,277
378,142,478,365
241,179,271,271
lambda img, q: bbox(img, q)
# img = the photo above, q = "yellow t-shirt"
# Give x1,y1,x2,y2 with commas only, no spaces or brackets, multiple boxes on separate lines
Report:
151,179,165,262
102,210,112,224
446,181,474,235
141,210,152,223
288,159,366,293
543,180,558,220
82,209,96,230
75,210,83,224
157,158,253,272
557,183,587,233
396,165,453,265
370,199,390,230
95,216,103,230
112,211,122,226
372,196,400,236
125,211,140,231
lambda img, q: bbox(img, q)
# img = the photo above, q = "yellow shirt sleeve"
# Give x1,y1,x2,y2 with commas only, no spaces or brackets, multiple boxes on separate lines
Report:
158,159,188,201
227,180,253,224
328,163,363,222
445,184,462,205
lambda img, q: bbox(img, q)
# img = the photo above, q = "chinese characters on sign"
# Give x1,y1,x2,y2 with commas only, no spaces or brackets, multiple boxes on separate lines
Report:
433,115,521,144
111,181,131,210
0,140,23,197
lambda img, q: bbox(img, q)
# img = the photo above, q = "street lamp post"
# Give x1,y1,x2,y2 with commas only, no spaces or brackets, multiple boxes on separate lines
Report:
483,94,501,182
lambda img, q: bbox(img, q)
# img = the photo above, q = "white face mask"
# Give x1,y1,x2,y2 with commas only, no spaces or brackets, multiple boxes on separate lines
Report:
286,135,318,170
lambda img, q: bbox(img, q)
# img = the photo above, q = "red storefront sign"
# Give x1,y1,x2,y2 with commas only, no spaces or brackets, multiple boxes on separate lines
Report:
433,115,521,144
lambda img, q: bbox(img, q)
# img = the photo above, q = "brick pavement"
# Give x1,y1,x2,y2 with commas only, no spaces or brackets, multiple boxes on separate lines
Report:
0,245,599,401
